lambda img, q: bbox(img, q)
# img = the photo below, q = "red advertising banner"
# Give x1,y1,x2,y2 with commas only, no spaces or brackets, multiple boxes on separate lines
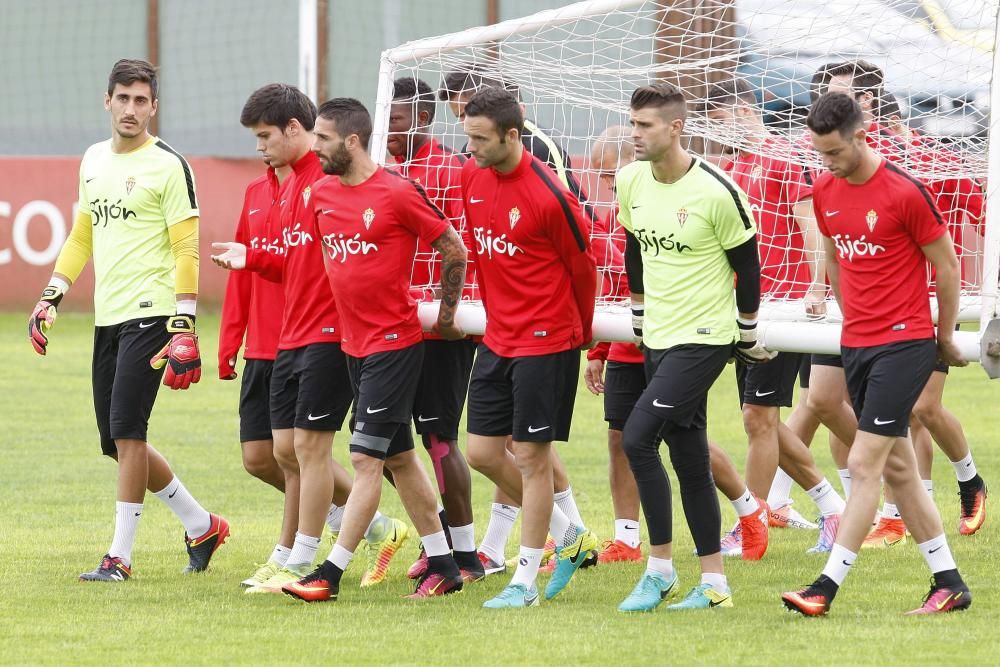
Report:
0,156,264,311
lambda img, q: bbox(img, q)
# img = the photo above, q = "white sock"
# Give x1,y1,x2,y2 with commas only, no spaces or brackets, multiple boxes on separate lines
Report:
821,543,857,586
364,511,390,542
882,502,901,520
108,501,143,566
269,544,291,566
479,503,520,563
923,479,934,499
449,523,476,552
510,546,543,588
731,487,759,518
422,530,450,557
549,505,577,548
152,476,211,538
327,543,353,570
807,479,846,516
554,487,586,529
701,572,728,591
767,468,795,509
326,504,345,532
614,519,641,548
838,469,852,498
918,534,957,573
286,532,321,569
953,452,978,483
646,556,673,578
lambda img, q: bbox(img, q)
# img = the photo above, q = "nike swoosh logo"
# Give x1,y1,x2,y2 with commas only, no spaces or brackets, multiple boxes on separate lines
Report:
321,209,336,215
110,571,125,581
842,559,854,566
825,210,840,216
928,546,941,554
873,417,896,425
936,593,960,610
86,178,96,183
470,197,484,204
709,595,730,607
525,591,539,605
138,321,156,329
417,415,439,422
248,208,261,215
168,490,177,498
624,524,639,531
631,205,641,210
134,512,141,517
755,389,776,397
307,413,331,421
527,425,549,433
367,406,389,414
652,399,674,408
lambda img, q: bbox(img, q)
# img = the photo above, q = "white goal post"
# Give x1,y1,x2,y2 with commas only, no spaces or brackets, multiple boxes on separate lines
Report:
371,0,1000,373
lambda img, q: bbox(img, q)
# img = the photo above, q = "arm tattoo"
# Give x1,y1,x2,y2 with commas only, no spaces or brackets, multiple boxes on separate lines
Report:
431,226,468,326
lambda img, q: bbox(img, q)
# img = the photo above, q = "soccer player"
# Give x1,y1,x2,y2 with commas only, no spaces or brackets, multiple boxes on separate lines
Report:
28,59,227,581
281,98,468,602
782,92,972,616
615,82,772,612
460,87,599,609
583,127,645,563
703,78,848,556
212,85,404,592
385,76,485,582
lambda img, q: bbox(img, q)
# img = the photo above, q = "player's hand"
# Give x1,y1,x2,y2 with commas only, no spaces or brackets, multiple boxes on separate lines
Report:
585,359,605,395
434,320,465,341
28,285,65,355
733,319,777,365
220,356,238,381
151,315,202,390
211,242,247,270
804,284,828,320
631,304,644,344
937,335,968,368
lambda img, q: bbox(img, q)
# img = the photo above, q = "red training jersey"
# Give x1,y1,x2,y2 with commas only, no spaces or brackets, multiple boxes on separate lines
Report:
813,159,948,348
245,151,341,350
313,167,450,358
218,167,289,377
462,149,596,357
724,137,814,299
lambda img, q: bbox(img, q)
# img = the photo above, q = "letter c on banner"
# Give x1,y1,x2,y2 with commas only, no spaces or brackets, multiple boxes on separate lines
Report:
13,200,66,266
0,201,10,264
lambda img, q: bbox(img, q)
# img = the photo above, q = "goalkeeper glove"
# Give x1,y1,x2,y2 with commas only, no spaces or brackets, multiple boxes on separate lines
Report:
150,315,202,390
734,318,777,365
631,303,644,343
28,284,65,355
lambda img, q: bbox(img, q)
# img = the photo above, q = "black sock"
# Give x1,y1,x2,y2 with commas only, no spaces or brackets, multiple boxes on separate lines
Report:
958,474,984,491
427,554,459,576
438,510,453,548
933,568,964,589
813,574,840,601
453,549,480,569
321,561,345,586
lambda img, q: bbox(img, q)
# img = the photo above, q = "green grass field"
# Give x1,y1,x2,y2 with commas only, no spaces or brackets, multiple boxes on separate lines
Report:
3,313,997,665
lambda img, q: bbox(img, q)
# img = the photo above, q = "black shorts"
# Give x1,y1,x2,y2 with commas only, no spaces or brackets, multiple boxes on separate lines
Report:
467,344,580,443
604,361,646,431
801,353,842,389
737,352,802,408
412,339,476,441
630,344,732,431
270,343,352,432
239,359,274,442
347,343,424,459
92,316,170,456
842,338,937,438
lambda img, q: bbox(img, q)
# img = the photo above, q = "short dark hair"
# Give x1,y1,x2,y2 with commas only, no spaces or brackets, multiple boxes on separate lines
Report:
317,97,373,149
703,78,757,112
630,82,687,120
463,87,524,138
807,92,864,137
240,83,317,131
876,91,903,121
107,58,158,99
826,59,884,99
438,64,519,101
393,77,436,124
809,63,837,104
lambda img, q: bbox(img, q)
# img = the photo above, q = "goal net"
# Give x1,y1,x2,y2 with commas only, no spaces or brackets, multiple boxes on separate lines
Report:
373,0,1000,357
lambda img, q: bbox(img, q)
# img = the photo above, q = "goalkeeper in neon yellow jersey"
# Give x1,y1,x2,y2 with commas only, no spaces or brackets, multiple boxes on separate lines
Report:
28,59,228,583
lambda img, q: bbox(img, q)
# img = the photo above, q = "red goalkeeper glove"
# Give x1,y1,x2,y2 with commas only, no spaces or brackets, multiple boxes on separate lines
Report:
28,285,65,355
150,315,202,390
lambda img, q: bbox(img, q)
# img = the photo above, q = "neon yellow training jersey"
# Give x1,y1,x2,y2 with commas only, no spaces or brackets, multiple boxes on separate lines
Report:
77,137,199,326
616,156,757,350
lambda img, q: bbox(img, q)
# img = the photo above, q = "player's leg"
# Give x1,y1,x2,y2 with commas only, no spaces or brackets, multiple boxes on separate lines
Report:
708,442,769,560
912,370,987,535
598,361,645,563
775,424,843,533
239,359,283,490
